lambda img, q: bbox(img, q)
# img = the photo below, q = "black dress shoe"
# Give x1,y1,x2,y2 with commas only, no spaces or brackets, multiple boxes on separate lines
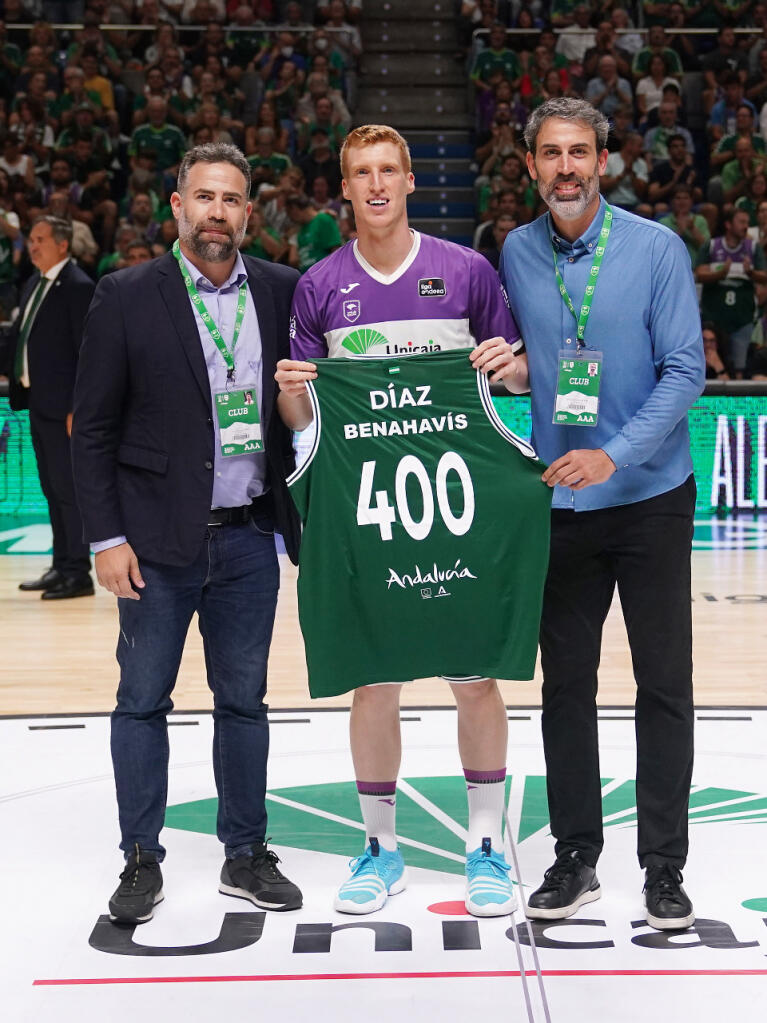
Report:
526,849,601,919
41,576,95,600
19,568,62,592
644,864,695,930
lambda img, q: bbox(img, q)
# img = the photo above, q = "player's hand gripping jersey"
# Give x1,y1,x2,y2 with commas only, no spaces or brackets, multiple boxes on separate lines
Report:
289,350,552,698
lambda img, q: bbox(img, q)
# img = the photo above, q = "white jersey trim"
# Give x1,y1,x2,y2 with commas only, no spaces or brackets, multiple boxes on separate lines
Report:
476,371,538,459
352,230,421,285
287,381,322,487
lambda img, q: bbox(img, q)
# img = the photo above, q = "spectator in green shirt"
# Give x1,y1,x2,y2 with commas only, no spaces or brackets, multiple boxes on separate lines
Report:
711,103,766,171
631,26,683,83
735,171,767,226
659,184,710,264
286,193,342,273
297,95,348,154
721,136,767,205
247,126,293,180
240,204,287,262
55,65,104,128
129,96,187,177
132,65,187,130
471,23,522,93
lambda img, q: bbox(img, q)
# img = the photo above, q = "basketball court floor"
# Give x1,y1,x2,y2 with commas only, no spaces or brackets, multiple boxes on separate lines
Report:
2,519,766,1022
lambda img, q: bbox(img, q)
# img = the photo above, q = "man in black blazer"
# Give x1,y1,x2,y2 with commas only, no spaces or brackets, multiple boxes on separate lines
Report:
9,216,94,599
71,144,303,925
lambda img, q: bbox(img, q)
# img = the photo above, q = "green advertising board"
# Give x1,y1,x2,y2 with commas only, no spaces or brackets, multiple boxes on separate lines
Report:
492,393,767,517
1,395,766,554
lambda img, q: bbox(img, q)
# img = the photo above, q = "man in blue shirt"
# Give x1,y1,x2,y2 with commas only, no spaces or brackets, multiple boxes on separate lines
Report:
499,98,704,930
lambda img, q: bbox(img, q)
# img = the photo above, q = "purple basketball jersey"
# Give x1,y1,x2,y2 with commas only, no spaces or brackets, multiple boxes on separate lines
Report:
290,232,520,361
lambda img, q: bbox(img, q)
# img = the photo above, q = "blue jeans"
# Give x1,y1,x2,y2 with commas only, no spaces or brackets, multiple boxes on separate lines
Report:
110,514,279,861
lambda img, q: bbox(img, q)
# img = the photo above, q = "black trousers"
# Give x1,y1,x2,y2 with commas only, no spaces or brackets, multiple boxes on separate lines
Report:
539,476,695,871
29,411,91,579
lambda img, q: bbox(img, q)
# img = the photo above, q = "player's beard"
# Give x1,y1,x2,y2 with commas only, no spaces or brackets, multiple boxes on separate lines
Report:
177,208,248,262
538,168,600,220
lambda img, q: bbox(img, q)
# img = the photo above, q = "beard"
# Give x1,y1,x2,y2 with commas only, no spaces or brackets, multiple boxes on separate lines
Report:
177,208,247,262
538,169,600,220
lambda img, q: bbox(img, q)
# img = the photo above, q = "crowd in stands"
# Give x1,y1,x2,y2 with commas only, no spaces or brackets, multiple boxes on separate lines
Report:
468,0,767,378
0,0,360,321
1,2,766,381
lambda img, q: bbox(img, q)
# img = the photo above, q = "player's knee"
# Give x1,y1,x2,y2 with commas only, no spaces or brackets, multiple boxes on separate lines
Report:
452,678,498,705
352,682,402,711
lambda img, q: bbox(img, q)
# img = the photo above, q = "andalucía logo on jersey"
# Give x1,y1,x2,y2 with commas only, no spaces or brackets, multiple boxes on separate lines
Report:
343,299,361,322
385,559,478,593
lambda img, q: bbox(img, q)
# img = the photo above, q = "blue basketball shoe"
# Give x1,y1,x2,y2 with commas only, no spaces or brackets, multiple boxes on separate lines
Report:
465,837,517,917
334,837,408,914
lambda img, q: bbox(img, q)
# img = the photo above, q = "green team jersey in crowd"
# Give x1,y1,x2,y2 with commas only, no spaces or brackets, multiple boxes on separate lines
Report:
696,234,767,333
289,350,552,698
296,211,342,273
128,122,187,171
471,47,522,84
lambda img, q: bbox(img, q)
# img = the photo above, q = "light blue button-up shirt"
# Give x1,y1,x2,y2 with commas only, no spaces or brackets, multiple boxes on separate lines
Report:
499,196,705,511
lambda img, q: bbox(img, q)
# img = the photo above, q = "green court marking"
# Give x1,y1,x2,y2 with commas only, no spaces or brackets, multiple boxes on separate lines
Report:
742,898,767,912
518,775,549,842
165,775,766,876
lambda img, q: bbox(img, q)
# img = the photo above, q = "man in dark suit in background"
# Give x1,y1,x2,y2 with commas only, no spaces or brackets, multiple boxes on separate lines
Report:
9,216,94,599
71,143,303,926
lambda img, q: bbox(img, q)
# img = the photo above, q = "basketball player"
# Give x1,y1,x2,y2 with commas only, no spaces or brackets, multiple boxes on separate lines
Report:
276,124,530,917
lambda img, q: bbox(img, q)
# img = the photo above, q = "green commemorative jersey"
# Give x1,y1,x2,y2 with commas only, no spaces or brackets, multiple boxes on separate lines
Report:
289,350,552,698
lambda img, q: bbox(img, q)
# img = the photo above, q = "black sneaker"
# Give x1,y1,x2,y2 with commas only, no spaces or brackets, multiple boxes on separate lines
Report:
526,849,601,919
219,842,302,912
108,846,164,924
644,863,695,930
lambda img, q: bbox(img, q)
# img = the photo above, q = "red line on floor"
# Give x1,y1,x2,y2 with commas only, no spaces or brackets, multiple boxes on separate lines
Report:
33,969,767,986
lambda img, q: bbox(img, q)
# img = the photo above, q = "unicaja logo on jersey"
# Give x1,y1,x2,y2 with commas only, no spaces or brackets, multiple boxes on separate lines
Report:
342,327,389,354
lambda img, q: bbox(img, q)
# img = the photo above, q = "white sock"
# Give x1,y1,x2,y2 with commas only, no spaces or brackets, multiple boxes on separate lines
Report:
465,770,506,853
356,782,397,851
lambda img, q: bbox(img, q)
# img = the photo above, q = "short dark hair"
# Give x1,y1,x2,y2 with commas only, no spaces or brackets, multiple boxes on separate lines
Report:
126,238,153,256
32,214,73,249
524,98,609,155
285,193,311,209
667,133,686,147
176,142,251,196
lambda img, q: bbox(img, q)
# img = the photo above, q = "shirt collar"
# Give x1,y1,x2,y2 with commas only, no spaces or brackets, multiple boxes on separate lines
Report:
548,194,607,255
41,256,70,282
178,245,248,292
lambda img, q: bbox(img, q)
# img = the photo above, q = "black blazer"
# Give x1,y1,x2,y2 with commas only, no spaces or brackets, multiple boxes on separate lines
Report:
8,260,95,418
71,251,301,566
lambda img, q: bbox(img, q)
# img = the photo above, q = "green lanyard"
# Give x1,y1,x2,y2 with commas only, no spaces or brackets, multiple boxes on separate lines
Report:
173,239,247,380
551,205,612,347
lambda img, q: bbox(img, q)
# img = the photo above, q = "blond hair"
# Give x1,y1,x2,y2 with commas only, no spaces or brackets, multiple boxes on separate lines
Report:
340,124,412,178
